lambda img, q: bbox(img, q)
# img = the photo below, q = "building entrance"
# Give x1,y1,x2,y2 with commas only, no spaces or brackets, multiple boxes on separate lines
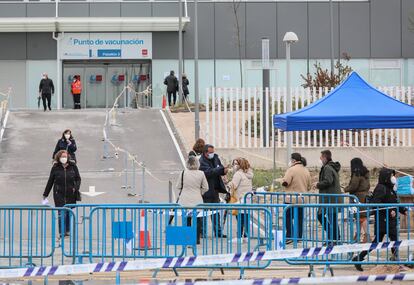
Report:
62,61,151,109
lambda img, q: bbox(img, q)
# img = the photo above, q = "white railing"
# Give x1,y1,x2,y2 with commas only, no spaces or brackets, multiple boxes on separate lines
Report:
204,86,413,149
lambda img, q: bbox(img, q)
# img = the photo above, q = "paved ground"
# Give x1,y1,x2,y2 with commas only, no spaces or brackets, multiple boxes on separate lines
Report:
0,109,184,204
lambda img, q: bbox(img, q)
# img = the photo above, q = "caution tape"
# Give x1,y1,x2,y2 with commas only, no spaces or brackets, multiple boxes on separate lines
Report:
142,273,414,285
1,240,413,279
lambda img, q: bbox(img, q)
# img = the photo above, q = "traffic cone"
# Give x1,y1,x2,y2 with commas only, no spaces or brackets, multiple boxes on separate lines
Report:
162,95,167,109
138,210,151,249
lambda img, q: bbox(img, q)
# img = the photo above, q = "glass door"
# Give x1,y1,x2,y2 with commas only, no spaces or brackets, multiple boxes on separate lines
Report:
85,66,107,108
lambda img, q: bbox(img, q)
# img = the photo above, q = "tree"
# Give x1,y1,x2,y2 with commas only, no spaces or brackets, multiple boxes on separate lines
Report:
301,53,353,90
231,0,244,88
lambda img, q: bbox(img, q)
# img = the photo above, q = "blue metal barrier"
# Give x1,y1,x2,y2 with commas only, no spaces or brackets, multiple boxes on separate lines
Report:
244,192,359,205
281,203,414,276
0,206,76,268
63,204,179,263
86,204,272,273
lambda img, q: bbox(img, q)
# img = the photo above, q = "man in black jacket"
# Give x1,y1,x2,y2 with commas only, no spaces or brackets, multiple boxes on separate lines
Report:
164,70,178,107
39,73,55,111
315,150,341,244
199,144,229,237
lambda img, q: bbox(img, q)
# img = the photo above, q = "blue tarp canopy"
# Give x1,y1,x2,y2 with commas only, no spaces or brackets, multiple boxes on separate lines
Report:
273,72,414,131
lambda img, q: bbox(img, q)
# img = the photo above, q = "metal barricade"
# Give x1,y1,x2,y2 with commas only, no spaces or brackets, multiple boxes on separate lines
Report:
0,206,76,268
64,203,179,263
86,204,272,272
244,192,359,205
282,203,414,276
243,192,359,250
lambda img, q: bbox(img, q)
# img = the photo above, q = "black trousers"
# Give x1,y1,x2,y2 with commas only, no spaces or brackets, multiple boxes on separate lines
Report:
73,94,81,109
42,93,51,111
286,205,304,239
203,196,223,236
318,208,340,242
58,209,70,235
236,213,249,238
186,217,202,243
167,91,177,106
358,219,398,260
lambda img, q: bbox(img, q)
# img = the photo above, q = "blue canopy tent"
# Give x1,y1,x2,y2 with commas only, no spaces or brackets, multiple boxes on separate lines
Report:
274,72,414,131
271,72,414,176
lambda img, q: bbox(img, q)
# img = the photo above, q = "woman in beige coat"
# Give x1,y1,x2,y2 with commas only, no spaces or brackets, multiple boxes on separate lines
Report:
282,153,311,244
228,158,253,239
176,156,209,244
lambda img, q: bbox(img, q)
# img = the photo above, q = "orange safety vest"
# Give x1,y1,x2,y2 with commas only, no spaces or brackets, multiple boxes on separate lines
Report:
71,80,82,95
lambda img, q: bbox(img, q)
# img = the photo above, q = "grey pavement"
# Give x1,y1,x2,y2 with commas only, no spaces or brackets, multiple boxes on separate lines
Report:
0,109,184,205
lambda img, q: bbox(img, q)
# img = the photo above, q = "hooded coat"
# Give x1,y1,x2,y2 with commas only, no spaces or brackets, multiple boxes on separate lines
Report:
317,160,342,204
43,161,81,207
369,168,406,232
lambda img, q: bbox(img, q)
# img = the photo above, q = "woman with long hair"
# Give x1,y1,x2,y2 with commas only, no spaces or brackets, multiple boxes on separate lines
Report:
345,157,370,243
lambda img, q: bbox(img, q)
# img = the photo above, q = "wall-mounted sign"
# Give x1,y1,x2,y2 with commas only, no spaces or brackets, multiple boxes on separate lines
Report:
60,33,152,60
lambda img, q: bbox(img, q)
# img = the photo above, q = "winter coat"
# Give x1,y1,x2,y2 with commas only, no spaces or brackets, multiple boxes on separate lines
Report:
317,161,342,204
182,78,189,95
53,138,77,162
282,162,312,203
345,172,370,203
199,154,227,202
164,75,178,93
175,169,209,206
43,162,81,207
229,168,253,201
39,78,55,95
369,168,407,233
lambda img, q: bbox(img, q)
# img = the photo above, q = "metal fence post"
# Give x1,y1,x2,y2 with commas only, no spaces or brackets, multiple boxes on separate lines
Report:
128,155,137,197
169,180,173,203
121,153,130,189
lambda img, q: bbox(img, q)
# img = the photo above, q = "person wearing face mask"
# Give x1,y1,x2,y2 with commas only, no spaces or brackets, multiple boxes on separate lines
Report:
228,158,253,240
38,73,54,112
53,129,77,163
352,168,407,271
282,153,311,244
315,150,342,245
199,144,229,238
43,150,81,238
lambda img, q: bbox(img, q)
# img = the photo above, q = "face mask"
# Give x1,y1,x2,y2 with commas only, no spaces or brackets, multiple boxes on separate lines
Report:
288,161,293,167
60,157,68,164
391,176,397,185
43,76,46,79
319,159,324,166
208,153,214,159
233,165,239,172
64,134,70,140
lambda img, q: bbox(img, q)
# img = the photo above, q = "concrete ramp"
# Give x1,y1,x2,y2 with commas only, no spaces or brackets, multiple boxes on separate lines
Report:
0,109,185,204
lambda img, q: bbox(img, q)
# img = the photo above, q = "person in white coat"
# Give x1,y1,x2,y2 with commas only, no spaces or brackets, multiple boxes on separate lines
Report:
176,156,209,244
228,157,253,239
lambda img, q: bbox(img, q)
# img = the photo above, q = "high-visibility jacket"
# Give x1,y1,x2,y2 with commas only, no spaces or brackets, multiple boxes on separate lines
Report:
71,80,82,95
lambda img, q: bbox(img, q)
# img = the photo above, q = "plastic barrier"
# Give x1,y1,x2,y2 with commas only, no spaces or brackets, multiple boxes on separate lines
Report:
282,203,414,276
0,206,76,268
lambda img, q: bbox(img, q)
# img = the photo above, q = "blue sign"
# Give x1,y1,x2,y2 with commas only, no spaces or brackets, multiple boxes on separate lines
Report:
166,226,196,246
97,49,122,58
112,221,133,239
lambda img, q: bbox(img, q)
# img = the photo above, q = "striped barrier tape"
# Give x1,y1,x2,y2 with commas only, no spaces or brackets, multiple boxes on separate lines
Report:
142,273,414,285
1,239,413,279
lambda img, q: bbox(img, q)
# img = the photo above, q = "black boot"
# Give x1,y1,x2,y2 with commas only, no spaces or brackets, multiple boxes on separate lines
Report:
352,256,363,271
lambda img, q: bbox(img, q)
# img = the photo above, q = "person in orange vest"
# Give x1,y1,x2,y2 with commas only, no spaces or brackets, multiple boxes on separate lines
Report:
71,75,82,109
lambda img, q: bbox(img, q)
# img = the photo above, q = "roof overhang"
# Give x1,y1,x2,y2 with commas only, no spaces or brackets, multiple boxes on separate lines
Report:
0,17,190,32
